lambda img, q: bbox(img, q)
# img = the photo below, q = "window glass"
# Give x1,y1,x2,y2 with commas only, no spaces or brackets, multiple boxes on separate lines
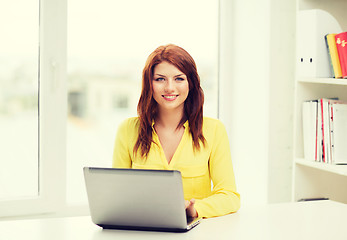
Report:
0,0,39,200
67,0,218,204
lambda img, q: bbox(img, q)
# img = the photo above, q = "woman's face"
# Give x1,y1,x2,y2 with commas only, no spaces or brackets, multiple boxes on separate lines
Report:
152,61,189,113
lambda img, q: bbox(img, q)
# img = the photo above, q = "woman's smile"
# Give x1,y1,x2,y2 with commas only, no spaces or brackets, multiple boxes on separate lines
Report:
162,94,179,101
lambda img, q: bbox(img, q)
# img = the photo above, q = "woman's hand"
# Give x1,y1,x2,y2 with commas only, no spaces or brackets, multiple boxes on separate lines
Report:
185,198,198,218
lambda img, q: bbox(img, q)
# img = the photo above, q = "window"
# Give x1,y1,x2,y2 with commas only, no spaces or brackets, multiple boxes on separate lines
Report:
0,0,67,217
0,0,39,201
67,0,219,204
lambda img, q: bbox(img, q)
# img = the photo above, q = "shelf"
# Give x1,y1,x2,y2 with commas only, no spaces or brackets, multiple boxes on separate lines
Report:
298,78,347,86
293,0,347,206
295,158,347,177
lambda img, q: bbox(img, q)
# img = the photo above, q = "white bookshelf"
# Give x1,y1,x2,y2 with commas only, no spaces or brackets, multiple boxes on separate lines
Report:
293,0,347,203
295,158,347,177
298,77,347,85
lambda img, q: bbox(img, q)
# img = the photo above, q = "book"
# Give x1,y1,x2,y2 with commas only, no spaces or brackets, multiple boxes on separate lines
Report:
331,102,347,164
329,101,335,163
316,100,323,162
302,100,318,161
320,98,339,163
320,99,331,163
325,34,343,78
328,99,343,164
302,98,342,164
335,32,347,78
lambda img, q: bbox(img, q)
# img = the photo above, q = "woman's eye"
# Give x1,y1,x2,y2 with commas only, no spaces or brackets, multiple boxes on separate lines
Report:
176,77,185,81
154,77,165,81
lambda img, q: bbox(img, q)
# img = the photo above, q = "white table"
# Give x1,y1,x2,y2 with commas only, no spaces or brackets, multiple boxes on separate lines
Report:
1,200,346,240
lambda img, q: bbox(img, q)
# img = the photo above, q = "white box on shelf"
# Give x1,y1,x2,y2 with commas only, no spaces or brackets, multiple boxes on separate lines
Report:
297,9,342,78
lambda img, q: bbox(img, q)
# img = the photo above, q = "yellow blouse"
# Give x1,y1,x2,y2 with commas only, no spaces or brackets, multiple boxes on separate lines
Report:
112,117,240,218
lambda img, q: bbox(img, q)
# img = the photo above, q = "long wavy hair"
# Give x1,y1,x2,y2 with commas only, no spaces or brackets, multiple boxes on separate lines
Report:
134,44,205,157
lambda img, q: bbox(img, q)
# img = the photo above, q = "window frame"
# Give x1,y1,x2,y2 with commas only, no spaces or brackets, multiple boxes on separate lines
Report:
0,0,67,217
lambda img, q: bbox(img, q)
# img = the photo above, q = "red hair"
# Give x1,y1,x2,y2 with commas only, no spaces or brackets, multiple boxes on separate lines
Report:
134,44,205,157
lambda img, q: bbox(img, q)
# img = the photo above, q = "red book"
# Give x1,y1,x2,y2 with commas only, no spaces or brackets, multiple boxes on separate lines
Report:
335,32,347,78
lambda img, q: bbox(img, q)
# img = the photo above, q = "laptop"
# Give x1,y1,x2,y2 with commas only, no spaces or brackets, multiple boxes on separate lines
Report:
83,167,201,232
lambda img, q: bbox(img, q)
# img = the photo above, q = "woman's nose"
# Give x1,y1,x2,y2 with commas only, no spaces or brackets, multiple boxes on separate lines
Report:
164,79,174,92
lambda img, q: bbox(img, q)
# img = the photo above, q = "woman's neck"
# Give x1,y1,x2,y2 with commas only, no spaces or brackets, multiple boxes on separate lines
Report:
155,108,185,130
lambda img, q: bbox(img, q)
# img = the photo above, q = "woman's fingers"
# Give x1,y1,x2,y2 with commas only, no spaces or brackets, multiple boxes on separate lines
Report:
185,198,198,218
185,200,190,209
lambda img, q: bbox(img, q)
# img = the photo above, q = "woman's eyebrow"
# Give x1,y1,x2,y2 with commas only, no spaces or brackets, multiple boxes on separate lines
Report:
154,73,166,77
174,74,185,77
154,73,185,77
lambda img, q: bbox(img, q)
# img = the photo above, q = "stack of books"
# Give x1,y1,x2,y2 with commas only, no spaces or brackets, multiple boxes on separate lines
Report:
302,98,347,164
325,32,347,78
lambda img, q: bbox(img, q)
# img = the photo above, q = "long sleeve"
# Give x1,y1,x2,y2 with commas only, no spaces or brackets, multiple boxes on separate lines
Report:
194,120,240,218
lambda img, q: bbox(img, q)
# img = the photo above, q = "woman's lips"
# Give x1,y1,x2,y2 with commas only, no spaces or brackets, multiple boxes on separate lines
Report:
162,95,178,101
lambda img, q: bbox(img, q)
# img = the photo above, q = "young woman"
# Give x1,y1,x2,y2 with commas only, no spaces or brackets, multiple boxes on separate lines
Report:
112,44,240,218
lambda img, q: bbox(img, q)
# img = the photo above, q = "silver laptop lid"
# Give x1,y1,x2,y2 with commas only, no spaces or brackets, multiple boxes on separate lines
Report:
83,167,192,231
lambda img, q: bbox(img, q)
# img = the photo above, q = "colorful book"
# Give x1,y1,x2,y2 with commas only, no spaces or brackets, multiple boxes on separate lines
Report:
317,100,323,162
335,32,347,79
320,99,330,163
325,34,342,78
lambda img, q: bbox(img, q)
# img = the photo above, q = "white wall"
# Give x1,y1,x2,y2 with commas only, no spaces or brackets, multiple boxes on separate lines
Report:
268,0,296,203
219,0,296,206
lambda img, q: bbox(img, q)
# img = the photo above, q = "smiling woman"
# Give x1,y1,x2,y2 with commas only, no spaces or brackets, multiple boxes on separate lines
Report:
67,0,219,205
113,44,240,218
